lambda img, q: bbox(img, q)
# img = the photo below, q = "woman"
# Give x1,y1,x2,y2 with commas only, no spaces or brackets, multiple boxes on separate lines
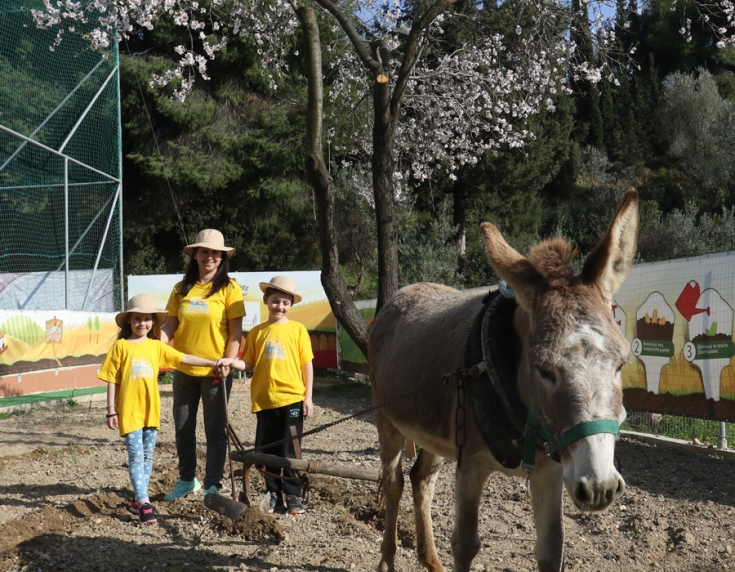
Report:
161,229,245,499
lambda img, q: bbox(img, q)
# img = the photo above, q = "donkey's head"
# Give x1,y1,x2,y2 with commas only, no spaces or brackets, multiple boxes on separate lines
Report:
480,189,638,511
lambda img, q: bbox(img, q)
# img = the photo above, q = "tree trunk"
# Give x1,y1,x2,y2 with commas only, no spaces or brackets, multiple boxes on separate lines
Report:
454,185,467,273
296,6,369,357
372,81,399,314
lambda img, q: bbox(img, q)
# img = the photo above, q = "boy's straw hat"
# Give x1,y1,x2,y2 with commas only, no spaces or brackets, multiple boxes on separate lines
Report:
115,294,168,327
259,276,303,304
183,229,235,257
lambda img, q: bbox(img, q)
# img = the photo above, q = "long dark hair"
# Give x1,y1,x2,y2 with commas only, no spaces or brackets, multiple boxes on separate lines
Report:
176,249,231,298
117,317,161,341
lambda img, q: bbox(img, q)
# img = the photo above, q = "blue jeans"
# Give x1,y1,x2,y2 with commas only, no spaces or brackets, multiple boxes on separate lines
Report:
172,371,232,490
124,427,158,503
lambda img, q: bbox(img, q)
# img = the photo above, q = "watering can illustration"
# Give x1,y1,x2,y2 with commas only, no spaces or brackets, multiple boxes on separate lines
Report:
676,280,710,321
682,285,734,401
632,292,675,394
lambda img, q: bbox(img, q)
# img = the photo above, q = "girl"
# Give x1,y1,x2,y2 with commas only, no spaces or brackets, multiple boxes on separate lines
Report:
99,294,216,525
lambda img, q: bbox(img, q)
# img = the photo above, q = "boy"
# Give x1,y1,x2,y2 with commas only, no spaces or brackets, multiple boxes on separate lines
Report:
216,276,314,515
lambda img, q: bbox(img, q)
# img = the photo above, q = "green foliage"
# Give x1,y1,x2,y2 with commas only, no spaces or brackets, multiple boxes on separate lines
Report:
120,22,320,276
334,167,377,299
656,70,735,200
638,202,735,261
398,197,462,288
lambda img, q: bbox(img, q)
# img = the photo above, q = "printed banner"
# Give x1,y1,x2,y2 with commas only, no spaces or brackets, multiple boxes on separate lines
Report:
0,309,118,377
608,251,735,420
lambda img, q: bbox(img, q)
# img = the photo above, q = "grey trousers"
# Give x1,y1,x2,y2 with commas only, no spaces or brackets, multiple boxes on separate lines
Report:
172,371,232,490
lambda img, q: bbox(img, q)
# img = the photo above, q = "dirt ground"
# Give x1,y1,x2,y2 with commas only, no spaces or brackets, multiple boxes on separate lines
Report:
1,377,734,572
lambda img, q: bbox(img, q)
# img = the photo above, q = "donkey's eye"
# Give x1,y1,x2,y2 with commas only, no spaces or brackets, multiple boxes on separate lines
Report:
615,362,625,374
536,366,556,385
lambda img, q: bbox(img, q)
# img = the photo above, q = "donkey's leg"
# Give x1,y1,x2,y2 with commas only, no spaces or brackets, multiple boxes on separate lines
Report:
409,449,445,572
529,461,565,572
451,460,492,572
375,412,406,572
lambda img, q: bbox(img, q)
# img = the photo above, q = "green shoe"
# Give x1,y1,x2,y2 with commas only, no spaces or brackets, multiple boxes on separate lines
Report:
202,485,219,496
164,477,201,501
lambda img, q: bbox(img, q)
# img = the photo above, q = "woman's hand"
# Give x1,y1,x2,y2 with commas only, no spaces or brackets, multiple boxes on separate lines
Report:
214,358,232,378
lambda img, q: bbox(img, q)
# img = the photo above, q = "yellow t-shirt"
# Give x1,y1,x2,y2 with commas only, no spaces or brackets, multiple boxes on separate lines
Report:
98,338,185,435
243,320,314,413
166,279,245,376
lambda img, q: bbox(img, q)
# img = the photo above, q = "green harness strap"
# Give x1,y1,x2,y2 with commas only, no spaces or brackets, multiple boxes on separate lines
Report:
523,402,620,470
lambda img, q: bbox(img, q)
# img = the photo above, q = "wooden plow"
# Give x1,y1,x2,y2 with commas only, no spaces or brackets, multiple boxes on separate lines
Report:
203,381,380,522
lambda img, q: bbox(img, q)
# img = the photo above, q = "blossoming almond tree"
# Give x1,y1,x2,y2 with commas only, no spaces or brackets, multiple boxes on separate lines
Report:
33,0,735,354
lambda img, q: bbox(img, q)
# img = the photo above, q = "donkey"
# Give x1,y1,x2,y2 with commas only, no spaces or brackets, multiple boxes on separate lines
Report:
368,189,639,572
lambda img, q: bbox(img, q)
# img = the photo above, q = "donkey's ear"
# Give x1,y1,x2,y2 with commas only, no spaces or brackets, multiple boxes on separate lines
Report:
481,222,546,310
581,188,639,299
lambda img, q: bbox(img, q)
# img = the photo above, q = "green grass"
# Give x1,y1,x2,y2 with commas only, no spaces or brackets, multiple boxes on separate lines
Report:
0,409,26,420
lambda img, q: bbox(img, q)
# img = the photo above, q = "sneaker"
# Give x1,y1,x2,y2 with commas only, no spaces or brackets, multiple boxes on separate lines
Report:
267,492,282,514
128,500,140,515
286,495,305,515
164,477,201,501
138,502,157,525
202,485,219,496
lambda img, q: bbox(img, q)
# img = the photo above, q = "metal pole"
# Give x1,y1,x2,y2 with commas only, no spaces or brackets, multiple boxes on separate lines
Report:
64,158,69,309
0,124,120,183
115,41,124,311
0,58,106,173
81,184,121,310
58,64,119,153
718,422,728,450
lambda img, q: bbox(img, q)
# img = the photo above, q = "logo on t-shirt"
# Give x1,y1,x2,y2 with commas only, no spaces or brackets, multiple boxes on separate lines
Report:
185,298,210,313
263,338,286,361
130,357,154,380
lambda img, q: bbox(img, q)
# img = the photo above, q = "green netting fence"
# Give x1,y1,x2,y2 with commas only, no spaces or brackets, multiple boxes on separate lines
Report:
0,2,122,312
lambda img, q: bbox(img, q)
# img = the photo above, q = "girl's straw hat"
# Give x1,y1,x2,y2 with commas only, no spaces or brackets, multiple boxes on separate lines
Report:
183,229,235,257
115,294,168,327
259,276,303,304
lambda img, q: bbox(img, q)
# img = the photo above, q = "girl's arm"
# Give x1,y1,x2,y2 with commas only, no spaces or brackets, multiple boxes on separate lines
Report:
302,361,314,419
160,316,179,345
181,355,216,368
214,357,253,372
106,382,118,430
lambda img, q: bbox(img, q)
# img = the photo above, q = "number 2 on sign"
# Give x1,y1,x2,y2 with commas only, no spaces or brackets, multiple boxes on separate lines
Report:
632,338,642,357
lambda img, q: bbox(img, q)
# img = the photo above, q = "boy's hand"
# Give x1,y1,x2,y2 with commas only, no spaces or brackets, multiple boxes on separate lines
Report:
214,358,231,378
303,397,314,419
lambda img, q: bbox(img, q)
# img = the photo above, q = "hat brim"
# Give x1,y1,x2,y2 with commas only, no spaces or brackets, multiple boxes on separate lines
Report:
183,243,235,258
259,282,303,304
115,309,169,328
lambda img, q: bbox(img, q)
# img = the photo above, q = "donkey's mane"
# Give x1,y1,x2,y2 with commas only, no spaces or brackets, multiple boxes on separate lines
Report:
529,237,579,287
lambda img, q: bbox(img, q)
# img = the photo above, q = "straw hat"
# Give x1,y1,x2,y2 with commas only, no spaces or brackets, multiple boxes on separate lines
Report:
259,276,303,304
115,294,168,327
183,229,235,257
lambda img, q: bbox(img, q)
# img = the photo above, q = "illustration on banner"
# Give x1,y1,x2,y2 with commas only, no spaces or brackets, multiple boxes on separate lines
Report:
632,292,675,395
678,282,734,401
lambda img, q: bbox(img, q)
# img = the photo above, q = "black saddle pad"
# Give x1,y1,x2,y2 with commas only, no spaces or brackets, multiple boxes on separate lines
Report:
464,290,526,468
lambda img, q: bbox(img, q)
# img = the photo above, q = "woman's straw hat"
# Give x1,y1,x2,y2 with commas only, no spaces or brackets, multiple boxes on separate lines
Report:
183,229,235,257
259,276,303,304
115,294,168,327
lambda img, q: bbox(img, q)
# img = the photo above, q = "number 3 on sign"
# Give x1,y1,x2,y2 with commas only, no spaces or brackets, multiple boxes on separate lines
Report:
684,341,696,362
632,338,642,357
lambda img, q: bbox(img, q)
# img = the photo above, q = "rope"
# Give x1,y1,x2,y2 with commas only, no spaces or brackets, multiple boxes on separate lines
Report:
239,385,425,454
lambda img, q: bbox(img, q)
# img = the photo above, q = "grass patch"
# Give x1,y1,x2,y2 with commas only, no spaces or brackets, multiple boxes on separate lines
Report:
0,409,26,420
